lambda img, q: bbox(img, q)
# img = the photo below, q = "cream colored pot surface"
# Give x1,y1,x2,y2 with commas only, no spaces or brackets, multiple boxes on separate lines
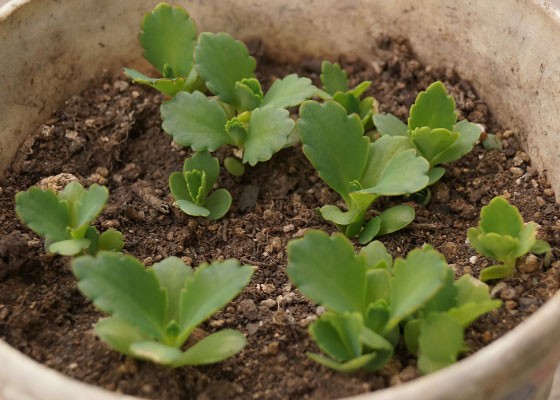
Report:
0,1,559,399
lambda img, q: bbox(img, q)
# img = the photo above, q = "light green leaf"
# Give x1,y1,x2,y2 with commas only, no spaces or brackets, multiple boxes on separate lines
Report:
364,300,390,334
350,81,372,98
358,217,381,244
175,199,210,217
388,246,447,329
432,120,481,165
360,326,394,372
261,74,316,108
320,61,348,95
169,172,192,202
428,167,445,185
84,226,100,255
124,68,188,97
404,319,422,355
172,330,246,366
530,239,552,265
480,264,515,281
139,3,196,77
320,205,359,226
185,170,206,204
152,257,193,323
15,187,69,242
179,260,254,339
161,91,231,151
130,341,182,364
377,205,415,236
482,133,503,151
195,32,256,106
408,81,457,132
309,312,363,361
224,156,245,176
420,269,457,315
479,196,524,237
410,127,459,167
307,352,377,372
472,232,519,262
287,231,367,314
75,184,108,230
373,114,409,137
95,317,152,355
243,106,295,166
205,189,232,220
418,313,463,374
58,182,85,228
333,92,361,115
98,229,124,252
234,80,262,112
48,238,90,256
365,269,391,305
448,300,502,328
225,116,248,146
72,252,167,340
184,151,220,198
515,223,537,258
297,100,369,204
454,274,492,305
359,240,392,271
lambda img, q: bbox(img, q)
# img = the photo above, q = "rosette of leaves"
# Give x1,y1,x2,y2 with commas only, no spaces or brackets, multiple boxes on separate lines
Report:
468,196,552,281
161,31,317,175
124,3,205,97
317,61,377,131
286,230,501,374
373,81,481,194
15,182,123,256
73,253,254,366
297,100,430,244
169,151,232,220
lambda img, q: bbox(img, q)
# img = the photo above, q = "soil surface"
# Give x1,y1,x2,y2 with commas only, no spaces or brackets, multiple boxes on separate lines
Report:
1,37,559,400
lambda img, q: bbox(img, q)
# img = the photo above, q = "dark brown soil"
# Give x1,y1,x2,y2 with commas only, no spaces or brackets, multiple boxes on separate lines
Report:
1,37,559,400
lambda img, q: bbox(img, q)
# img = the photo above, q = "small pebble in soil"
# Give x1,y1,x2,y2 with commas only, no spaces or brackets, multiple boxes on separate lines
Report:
469,256,478,264
239,299,258,321
518,254,540,273
491,282,508,298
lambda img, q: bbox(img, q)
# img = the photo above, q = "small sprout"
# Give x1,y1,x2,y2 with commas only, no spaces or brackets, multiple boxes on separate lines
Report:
468,196,552,281
286,230,500,374
72,252,254,366
482,133,503,151
169,151,232,219
317,61,377,130
373,81,481,187
297,100,429,242
15,182,123,256
124,3,204,97
161,32,316,172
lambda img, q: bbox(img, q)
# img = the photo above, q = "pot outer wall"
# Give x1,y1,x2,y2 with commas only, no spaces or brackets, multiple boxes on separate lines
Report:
0,1,559,400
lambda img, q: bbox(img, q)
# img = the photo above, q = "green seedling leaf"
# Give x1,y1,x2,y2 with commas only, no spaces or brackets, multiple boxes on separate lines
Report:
95,317,152,356
479,196,524,237
139,3,197,77
408,81,457,132
234,80,262,112
176,200,210,217
185,169,206,204
205,189,232,220
15,187,69,242
124,68,189,97
195,32,256,107
432,120,481,165
320,205,360,226
365,269,391,305
320,61,349,95
480,264,515,281
172,330,247,366
359,241,392,271
409,127,459,167
73,252,167,340
309,312,363,362
350,81,372,98
225,117,248,146
224,156,245,176
404,319,422,355
531,239,552,265
297,100,369,204
420,269,457,315
482,133,503,151
360,326,394,372
377,205,415,236
161,91,231,151
75,184,108,230
307,352,377,372
359,217,381,244
388,246,447,329
449,300,502,328
130,341,182,364
261,74,316,108
243,106,295,166
427,167,445,185
48,238,90,256
417,313,463,374
333,92,361,116
287,231,366,314
99,229,124,252
365,300,391,334
179,260,254,340
373,114,409,137
153,257,193,323
184,151,220,196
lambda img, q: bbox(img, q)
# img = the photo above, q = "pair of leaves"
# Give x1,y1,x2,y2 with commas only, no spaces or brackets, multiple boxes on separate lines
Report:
286,230,500,374
468,196,551,281
15,182,123,256
124,4,203,97
73,252,254,366
169,151,232,219
318,61,376,129
297,100,429,241
374,82,481,184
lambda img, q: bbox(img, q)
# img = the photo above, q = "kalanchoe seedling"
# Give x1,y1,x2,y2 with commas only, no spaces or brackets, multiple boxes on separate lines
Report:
72,252,254,366
317,61,377,130
124,3,205,97
373,81,481,191
287,230,501,374
468,196,551,281
169,151,232,219
161,31,316,175
297,100,430,243
15,182,123,256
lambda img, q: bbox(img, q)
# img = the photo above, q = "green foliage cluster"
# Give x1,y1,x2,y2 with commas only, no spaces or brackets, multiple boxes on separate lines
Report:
287,230,501,374
15,182,123,256
468,197,551,281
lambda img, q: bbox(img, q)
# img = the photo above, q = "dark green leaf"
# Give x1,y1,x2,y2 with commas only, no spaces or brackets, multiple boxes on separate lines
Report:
261,74,316,108
185,170,205,204
427,167,445,185
234,80,262,112
205,189,232,220
377,205,415,236
320,61,348,95
358,217,381,244
309,312,363,361
360,326,394,372
224,156,245,176
333,92,360,115
98,229,124,252
373,114,409,137
408,81,457,132
320,205,359,226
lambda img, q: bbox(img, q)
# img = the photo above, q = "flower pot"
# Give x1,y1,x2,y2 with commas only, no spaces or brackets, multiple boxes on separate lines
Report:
0,0,559,399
